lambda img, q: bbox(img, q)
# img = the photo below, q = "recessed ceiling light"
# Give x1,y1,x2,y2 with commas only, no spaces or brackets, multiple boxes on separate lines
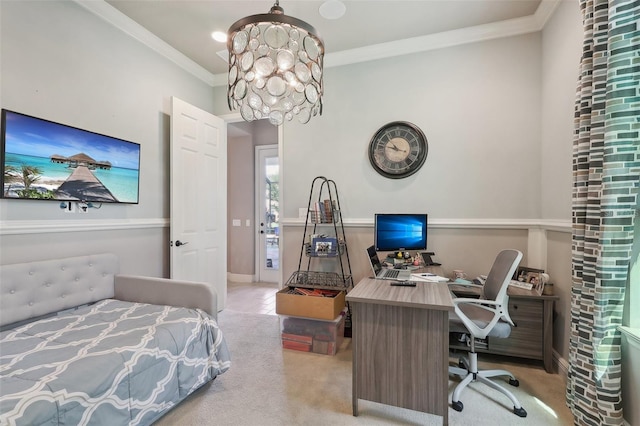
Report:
319,0,346,20
211,31,227,43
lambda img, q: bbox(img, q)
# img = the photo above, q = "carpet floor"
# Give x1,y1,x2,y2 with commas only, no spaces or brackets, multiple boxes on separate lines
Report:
154,309,572,425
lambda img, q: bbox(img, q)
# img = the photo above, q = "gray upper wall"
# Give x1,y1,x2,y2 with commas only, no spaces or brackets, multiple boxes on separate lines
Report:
212,1,582,224
0,0,216,274
1,0,581,273
0,0,214,222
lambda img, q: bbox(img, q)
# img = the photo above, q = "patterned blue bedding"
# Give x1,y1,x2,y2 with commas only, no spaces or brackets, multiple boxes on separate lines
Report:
0,299,231,425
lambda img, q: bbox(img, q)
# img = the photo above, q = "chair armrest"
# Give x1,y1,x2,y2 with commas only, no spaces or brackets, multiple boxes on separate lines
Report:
114,275,217,320
448,282,484,289
452,297,500,307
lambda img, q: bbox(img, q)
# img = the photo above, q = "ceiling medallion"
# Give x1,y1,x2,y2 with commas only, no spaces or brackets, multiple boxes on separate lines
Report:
227,1,324,126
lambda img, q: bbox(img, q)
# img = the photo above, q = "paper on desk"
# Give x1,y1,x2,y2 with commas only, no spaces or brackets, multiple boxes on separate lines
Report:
410,273,449,282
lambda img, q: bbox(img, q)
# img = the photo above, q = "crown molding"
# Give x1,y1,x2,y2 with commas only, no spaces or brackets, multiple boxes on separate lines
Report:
322,15,537,71
74,0,215,86
77,0,561,88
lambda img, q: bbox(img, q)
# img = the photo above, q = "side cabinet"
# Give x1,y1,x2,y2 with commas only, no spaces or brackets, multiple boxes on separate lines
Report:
489,297,544,358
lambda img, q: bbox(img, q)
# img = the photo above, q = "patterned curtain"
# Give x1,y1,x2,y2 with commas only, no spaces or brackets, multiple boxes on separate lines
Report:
566,0,640,425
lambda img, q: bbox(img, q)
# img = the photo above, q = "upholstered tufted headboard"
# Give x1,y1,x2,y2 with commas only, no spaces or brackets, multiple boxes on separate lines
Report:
0,253,119,327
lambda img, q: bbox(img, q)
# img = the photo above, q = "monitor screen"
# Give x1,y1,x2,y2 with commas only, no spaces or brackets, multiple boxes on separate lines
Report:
374,213,428,252
1,109,140,204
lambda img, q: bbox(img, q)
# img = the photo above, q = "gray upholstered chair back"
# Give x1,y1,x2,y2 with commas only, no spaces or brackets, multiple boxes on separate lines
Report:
0,254,118,327
481,249,523,302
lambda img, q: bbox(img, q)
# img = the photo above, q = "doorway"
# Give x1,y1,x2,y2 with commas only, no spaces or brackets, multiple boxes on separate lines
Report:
256,145,280,283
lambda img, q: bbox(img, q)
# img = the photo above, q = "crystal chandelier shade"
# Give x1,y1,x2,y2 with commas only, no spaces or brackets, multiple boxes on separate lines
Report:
227,2,324,126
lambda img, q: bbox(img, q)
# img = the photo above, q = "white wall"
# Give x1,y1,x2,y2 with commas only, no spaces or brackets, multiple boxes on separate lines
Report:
541,0,582,220
540,0,583,364
0,0,214,276
267,33,545,284
279,33,543,221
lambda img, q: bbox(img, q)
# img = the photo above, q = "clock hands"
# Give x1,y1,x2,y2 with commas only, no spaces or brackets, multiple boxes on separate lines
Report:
386,142,407,153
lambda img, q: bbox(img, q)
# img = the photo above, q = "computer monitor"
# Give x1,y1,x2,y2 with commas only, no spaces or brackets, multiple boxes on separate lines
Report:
374,213,428,253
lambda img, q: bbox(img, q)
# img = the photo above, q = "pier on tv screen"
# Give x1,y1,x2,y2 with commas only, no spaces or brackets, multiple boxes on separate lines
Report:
1,110,140,204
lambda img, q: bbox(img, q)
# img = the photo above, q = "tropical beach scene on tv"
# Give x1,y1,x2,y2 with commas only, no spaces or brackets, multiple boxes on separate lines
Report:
1,110,140,203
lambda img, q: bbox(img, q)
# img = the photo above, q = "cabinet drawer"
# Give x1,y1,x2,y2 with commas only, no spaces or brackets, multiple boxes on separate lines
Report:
489,298,544,359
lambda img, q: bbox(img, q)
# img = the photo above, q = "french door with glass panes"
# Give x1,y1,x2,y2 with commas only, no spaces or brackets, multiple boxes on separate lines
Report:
255,145,279,283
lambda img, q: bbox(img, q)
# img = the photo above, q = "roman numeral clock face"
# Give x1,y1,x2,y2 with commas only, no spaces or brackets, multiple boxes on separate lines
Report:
368,121,428,179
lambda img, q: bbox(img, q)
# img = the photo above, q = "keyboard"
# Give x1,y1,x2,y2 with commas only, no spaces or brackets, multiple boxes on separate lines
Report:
509,280,533,290
381,269,399,279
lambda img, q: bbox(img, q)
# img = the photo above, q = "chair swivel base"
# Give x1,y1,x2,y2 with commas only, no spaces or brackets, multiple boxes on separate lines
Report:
449,352,527,417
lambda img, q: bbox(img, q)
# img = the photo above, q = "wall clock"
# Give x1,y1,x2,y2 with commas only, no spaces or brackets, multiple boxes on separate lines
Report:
368,121,428,179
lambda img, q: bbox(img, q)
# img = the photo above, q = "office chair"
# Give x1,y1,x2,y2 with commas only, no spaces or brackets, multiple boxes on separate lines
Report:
448,249,527,417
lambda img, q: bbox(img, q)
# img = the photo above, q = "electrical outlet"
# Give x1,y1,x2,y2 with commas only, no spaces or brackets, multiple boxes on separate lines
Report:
61,202,76,213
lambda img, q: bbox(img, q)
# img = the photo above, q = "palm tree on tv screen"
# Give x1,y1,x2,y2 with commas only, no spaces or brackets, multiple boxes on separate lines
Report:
4,164,54,199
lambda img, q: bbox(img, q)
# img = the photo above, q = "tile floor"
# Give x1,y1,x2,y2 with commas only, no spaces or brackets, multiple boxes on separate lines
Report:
225,281,279,315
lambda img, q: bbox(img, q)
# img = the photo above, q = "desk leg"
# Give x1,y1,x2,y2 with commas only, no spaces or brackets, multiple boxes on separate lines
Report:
352,306,358,416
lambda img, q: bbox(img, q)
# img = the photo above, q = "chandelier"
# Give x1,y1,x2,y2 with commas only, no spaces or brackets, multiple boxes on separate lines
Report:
227,1,324,126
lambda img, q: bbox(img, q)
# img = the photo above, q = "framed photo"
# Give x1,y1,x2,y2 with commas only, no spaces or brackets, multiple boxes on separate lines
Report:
513,266,545,294
311,237,337,256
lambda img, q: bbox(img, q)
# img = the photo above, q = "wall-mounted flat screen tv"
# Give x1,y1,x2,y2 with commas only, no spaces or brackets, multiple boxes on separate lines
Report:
1,109,140,204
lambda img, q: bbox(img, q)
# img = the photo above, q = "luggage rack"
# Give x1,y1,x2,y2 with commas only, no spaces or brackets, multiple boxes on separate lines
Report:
286,176,354,335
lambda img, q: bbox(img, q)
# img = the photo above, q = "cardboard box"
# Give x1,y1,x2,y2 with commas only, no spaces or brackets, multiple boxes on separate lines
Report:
275,286,345,320
280,308,347,355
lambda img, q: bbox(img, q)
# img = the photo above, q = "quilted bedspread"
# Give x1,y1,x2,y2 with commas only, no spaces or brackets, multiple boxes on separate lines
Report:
0,299,231,425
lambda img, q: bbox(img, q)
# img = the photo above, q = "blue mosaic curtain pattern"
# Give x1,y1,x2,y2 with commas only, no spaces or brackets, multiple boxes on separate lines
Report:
566,0,640,424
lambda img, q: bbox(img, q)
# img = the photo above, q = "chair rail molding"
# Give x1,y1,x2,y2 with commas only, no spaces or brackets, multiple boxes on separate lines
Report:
281,217,571,233
0,218,169,235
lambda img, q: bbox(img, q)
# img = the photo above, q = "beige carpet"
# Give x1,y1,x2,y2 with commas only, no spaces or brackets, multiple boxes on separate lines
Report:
154,309,573,425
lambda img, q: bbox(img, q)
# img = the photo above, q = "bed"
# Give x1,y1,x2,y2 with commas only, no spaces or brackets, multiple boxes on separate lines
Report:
0,254,231,425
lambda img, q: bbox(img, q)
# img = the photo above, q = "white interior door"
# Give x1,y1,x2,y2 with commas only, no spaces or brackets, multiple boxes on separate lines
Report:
170,97,227,311
255,145,279,283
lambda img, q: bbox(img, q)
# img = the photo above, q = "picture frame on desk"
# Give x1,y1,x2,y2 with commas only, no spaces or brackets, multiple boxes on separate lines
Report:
513,266,545,295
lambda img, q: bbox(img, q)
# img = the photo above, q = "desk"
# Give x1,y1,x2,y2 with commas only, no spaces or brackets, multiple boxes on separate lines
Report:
346,277,454,425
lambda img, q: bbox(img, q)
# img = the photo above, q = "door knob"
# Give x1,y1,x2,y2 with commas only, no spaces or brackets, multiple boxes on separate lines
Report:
175,240,189,247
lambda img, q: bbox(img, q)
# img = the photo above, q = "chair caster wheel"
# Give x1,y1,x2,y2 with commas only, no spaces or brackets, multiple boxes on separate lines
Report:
452,401,464,412
513,407,527,417
509,378,520,387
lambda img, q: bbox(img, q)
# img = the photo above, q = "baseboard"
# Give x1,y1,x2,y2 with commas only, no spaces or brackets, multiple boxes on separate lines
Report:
553,349,569,382
227,273,254,283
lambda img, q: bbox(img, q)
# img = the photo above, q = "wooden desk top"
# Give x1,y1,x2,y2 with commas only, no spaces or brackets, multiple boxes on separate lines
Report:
346,277,454,312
